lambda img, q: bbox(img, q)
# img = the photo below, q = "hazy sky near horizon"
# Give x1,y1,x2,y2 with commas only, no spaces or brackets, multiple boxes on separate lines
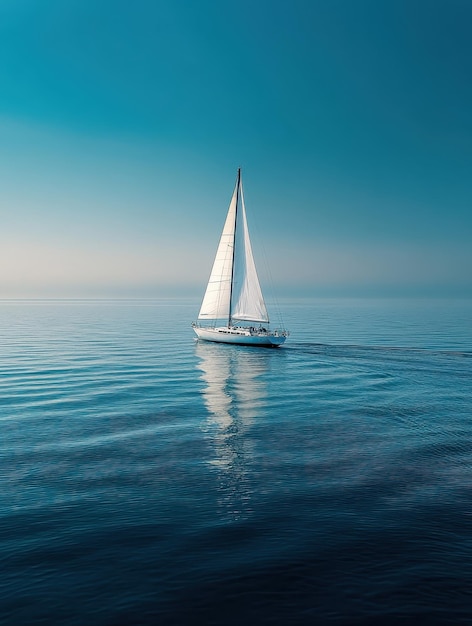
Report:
1,0,471,298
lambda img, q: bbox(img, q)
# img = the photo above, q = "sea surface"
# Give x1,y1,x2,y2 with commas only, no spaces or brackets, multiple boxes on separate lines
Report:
1,298,471,625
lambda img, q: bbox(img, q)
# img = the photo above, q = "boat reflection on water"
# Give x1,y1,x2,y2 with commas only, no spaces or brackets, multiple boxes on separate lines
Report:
195,341,269,521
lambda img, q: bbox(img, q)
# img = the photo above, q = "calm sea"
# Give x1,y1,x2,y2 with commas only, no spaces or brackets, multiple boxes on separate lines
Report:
1,298,471,625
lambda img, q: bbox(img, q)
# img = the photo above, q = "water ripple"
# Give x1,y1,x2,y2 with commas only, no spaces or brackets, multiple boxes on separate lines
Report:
1,299,471,624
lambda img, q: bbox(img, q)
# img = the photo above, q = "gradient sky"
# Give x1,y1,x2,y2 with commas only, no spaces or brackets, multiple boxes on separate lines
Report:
1,0,471,298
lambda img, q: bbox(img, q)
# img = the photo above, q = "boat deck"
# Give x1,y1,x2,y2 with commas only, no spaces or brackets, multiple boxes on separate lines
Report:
192,324,288,346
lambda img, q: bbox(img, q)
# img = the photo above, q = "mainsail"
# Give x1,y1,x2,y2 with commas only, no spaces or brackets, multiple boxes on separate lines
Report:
197,170,269,324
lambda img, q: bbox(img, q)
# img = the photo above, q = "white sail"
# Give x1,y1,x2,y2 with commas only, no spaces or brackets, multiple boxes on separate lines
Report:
197,179,238,320
231,184,269,323
198,171,268,324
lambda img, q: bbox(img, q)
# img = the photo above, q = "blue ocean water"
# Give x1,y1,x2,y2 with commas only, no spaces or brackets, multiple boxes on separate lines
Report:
1,298,471,625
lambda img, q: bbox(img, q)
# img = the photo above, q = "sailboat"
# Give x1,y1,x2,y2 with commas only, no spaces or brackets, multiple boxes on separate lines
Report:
192,169,289,347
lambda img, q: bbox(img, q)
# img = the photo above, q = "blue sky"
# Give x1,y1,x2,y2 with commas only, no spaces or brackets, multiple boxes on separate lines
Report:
1,0,471,297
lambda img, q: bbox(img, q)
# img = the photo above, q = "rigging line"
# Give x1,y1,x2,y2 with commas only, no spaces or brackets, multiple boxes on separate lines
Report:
228,168,240,328
251,190,286,331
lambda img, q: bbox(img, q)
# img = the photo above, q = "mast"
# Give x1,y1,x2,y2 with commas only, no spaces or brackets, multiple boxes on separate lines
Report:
228,168,240,328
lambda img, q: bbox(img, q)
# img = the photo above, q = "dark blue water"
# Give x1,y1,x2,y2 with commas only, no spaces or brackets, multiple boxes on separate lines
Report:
1,298,471,625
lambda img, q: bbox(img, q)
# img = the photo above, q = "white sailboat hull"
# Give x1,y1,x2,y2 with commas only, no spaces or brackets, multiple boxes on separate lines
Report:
193,325,287,347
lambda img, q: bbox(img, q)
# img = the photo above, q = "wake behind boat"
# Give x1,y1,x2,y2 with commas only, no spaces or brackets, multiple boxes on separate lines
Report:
192,169,289,347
